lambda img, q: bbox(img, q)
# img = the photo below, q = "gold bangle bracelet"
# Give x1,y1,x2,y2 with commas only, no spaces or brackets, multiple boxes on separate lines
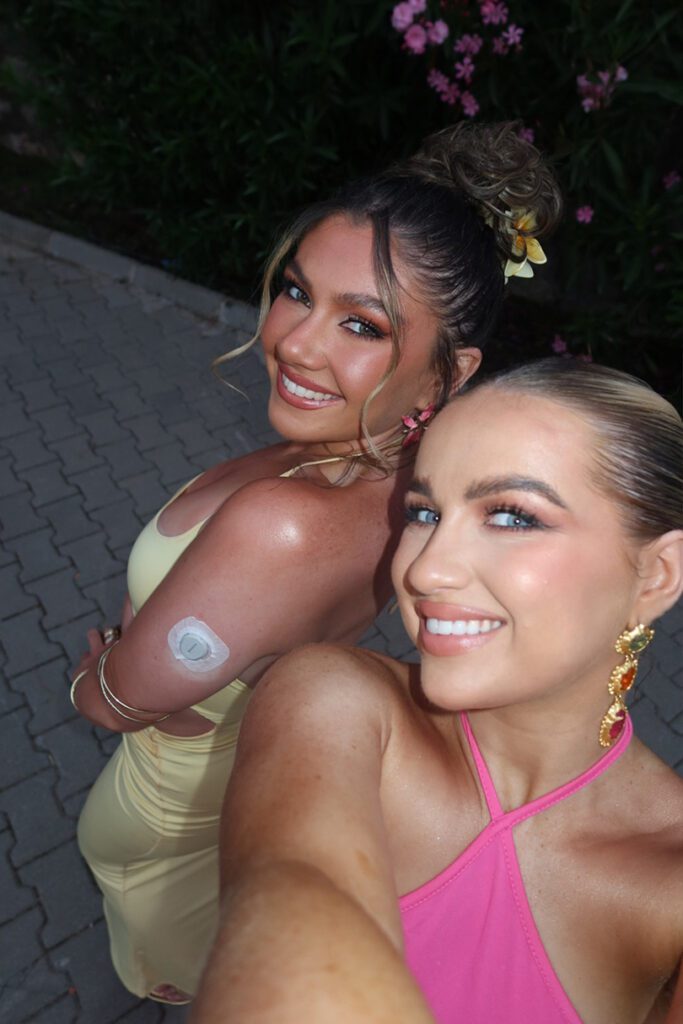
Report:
69,669,89,711
97,644,170,724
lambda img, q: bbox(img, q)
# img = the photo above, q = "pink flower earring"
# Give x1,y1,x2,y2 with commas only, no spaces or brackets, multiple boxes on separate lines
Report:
401,403,436,447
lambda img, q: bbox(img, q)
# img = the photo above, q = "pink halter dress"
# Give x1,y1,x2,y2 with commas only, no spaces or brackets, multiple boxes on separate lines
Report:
400,711,633,1024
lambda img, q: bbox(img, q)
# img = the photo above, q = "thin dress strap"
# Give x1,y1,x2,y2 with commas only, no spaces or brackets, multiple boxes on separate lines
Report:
460,712,505,819
459,711,633,826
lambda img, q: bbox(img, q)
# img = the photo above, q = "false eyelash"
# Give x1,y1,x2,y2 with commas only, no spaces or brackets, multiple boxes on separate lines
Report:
484,503,545,530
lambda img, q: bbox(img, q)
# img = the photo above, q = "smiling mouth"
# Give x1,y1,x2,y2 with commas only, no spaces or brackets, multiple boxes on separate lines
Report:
280,370,340,403
425,618,503,637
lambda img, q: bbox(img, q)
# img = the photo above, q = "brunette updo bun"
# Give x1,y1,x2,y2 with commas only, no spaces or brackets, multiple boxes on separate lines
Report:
217,121,562,457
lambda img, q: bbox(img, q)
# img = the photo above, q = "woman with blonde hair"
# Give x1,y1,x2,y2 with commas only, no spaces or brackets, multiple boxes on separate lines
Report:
196,359,683,1024
70,122,560,1004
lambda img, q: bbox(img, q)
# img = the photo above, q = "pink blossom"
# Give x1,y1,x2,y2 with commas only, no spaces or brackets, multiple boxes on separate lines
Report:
576,66,627,112
492,36,509,55
479,1,509,26
391,2,414,32
551,335,567,354
427,69,460,105
461,91,480,117
503,23,523,47
517,127,535,144
403,23,428,53
426,19,449,44
408,0,427,11
455,55,475,83
454,33,483,55
663,170,681,190
575,205,594,224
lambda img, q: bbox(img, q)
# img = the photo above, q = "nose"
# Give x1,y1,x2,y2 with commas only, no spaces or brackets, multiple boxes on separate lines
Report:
401,520,474,597
275,309,326,371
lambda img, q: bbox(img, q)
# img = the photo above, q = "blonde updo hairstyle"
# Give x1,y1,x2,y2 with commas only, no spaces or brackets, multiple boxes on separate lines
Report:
482,358,683,542
215,122,562,464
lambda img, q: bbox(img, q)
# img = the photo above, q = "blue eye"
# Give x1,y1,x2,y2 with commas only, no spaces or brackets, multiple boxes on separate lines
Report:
283,279,310,305
342,317,383,339
405,504,440,527
485,506,541,530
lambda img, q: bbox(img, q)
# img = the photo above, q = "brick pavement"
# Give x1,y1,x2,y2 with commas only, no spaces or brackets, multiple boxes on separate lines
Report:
0,223,681,1023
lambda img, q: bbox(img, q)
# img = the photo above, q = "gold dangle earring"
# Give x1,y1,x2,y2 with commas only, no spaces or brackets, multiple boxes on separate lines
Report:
598,623,654,748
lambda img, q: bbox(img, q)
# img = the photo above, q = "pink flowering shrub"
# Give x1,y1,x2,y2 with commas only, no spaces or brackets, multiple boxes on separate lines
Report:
386,0,682,390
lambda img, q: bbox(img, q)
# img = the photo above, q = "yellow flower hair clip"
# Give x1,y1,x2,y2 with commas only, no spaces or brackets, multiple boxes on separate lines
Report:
502,210,547,280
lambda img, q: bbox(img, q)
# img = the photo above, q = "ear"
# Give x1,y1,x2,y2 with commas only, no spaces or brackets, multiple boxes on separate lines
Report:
632,530,683,625
450,347,482,396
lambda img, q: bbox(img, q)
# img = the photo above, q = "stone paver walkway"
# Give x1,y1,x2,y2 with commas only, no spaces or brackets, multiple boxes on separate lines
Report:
0,224,681,1023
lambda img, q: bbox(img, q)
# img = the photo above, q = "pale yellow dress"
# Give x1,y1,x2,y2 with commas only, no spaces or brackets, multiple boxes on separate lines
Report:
77,481,253,997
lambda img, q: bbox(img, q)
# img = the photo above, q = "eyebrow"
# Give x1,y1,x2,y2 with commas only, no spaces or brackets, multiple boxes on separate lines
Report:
287,258,395,323
408,475,568,510
464,475,569,510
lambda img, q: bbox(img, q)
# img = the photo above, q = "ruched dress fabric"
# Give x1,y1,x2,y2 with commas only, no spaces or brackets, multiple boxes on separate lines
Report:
77,481,253,997
400,711,633,1024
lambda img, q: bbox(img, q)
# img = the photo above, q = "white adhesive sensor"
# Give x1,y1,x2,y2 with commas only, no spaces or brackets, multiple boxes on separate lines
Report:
167,617,230,674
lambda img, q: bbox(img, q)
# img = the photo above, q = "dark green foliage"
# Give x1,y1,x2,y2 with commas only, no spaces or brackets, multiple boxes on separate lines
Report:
3,0,681,396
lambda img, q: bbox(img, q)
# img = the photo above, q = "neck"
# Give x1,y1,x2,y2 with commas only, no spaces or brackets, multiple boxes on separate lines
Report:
463,683,625,811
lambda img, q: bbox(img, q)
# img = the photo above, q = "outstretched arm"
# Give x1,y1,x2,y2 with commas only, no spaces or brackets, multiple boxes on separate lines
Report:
191,645,434,1023
70,478,369,731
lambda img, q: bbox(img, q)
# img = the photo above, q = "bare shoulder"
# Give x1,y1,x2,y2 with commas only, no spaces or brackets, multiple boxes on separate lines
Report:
258,643,409,708
209,473,388,559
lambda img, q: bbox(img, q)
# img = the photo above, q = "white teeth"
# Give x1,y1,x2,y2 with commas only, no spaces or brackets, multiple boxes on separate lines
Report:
281,372,338,402
425,618,502,637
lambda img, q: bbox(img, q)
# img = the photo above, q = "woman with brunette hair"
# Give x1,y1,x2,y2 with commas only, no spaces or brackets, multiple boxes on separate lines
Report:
196,359,683,1024
70,122,560,1004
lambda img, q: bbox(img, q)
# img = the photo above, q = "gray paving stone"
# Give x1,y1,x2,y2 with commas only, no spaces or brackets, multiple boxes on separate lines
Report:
18,461,78,507
0,954,72,1024
103,385,149,421
0,562,39,619
5,529,72,583
32,404,82,443
41,495,99,546
0,831,35,924
0,607,63,677
49,434,105,478
97,437,153,481
14,378,62,412
18,992,79,1023
631,695,683,769
45,358,89,390
3,432,55,473
69,464,125,512
88,499,143,551
168,419,217,457
0,669,24,717
60,533,125,588
0,401,34,441
19,839,103,947
120,469,168,520
0,456,29,498
0,707,51,789
0,491,49,539
124,413,172,451
86,362,134,395
81,575,128,625
4,772,74,867
48,919,141,1023
57,381,110,418
48,614,104,669
25,568,97,629
0,906,45,984
4,352,42,385
10,657,75,736
76,409,129,446
144,444,197,488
